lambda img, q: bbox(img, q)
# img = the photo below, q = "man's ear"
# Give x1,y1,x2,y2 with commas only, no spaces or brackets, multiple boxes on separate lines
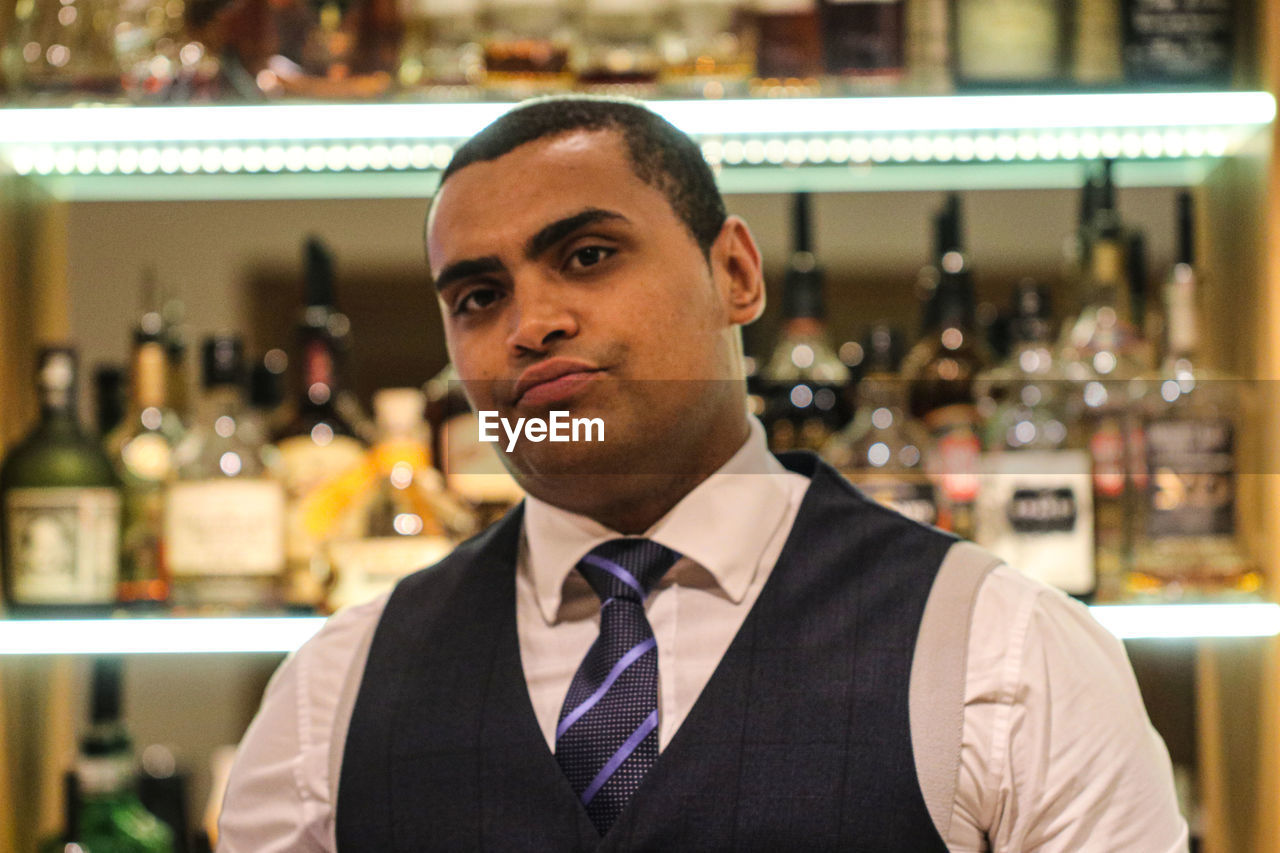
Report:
711,215,766,326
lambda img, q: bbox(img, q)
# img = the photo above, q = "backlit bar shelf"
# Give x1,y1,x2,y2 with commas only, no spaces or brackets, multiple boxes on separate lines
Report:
0,91,1272,200
0,602,1276,654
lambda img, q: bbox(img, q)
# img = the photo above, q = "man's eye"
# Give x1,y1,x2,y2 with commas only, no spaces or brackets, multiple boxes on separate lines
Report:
566,245,614,271
454,287,502,316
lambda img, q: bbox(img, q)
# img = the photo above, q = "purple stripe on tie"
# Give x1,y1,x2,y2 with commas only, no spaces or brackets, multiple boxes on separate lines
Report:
580,709,660,807
580,554,645,598
556,637,656,740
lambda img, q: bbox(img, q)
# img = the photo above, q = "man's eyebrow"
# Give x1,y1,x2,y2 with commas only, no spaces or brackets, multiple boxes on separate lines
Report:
433,256,505,292
525,208,630,260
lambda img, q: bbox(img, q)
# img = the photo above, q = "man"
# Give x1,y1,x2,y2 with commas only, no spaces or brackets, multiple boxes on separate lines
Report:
220,97,1188,852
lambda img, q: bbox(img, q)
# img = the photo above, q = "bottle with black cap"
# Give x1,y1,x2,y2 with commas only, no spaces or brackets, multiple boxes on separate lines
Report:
1,347,122,611
757,193,852,451
166,334,286,610
71,658,174,851
975,279,1095,599
822,324,937,527
273,238,368,610
1129,191,1257,599
901,193,992,539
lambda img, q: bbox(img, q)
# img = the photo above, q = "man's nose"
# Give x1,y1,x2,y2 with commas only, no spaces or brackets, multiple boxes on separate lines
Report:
505,285,579,355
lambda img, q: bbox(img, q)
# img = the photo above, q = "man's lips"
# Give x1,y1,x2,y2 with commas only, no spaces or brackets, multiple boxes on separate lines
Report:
512,358,605,407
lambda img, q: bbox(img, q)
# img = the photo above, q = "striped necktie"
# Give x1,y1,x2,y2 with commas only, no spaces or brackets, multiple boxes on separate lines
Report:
555,538,682,836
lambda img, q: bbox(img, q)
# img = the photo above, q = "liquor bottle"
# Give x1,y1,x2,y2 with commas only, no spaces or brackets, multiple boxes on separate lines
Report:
901,194,992,539
975,280,1095,597
166,335,286,610
952,0,1067,88
274,238,368,609
106,294,185,606
752,0,822,86
823,325,938,527
1129,192,1258,599
242,349,288,472
818,0,906,89
1121,0,1233,87
758,193,852,452
424,363,525,528
396,0,485,92
1,348,121,611
73,658,175,852
113,0,220,101
327,388,476,610
575,0,663,91
482,0,573,95
659,0,755,98
1060,168,1101,328
4,0,121,96
1060,174,1149,600
1073,0,1123,86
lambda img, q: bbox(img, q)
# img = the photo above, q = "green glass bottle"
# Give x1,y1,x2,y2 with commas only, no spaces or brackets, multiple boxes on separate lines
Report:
74,658,176,853
1,347,122,612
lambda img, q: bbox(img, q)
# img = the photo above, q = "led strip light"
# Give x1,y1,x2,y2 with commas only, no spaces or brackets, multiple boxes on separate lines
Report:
0,92,1271,178
0,603,1275,654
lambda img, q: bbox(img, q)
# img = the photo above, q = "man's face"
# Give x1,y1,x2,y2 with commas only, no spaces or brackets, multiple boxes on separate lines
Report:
426,129,757,486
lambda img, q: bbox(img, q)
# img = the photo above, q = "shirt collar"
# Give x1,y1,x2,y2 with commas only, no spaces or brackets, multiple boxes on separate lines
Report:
522,417,796,624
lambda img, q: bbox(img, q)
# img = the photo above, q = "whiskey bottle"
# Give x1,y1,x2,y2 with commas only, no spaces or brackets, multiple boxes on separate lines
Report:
397,0,484,92
975,280,1095,597
575,0,663,91
1121,0,1234,87
1,348,122,611
166,335,286,610
660,0,755,98
758,193,852,452
752,0,823,87
823,325,938,527
106,296,185,606
482,0,574,95
327,388,476,610
1060,178,1149,600
901,194,992,539
818,0,906,89
274,239,368,609
1129,192,1258,599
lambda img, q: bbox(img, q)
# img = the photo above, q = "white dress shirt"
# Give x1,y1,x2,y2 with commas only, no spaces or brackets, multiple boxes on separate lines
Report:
220,419,1189,852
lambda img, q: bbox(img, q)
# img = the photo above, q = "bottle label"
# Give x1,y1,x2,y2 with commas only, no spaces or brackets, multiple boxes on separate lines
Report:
1122,0,1233,83
165,479,286,575
277,435,369,562
1144,417,1234,539
852,478,938,527
327,535,454,610
934,425,982,503
4,487,120,604
1089,420,1126,497
976,451,1095,596
955,0,1060,79
441,412,525,504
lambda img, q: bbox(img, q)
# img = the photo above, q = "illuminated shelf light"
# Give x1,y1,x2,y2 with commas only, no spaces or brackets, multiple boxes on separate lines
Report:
0,603,1275,654
0,92,1270,181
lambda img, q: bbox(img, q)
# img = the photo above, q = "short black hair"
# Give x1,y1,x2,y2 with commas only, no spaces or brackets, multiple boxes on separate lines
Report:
438,96,728,256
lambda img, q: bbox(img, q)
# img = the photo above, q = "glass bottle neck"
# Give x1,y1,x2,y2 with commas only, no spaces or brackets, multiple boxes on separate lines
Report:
129,341,169,413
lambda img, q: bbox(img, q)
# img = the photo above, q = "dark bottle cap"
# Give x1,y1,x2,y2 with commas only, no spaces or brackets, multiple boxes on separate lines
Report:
1127,230,1148,324
201,335,245,389
1010,279,1053,343
863,323,903,373
90,656,123,726
250,352,287,410
940,193,963,254
305,236,336,309
1176,191,1195,266
781,251,825,320
94,364,126,436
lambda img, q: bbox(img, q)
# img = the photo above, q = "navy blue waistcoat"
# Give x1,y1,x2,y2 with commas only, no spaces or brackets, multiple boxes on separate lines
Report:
337,453,957,851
